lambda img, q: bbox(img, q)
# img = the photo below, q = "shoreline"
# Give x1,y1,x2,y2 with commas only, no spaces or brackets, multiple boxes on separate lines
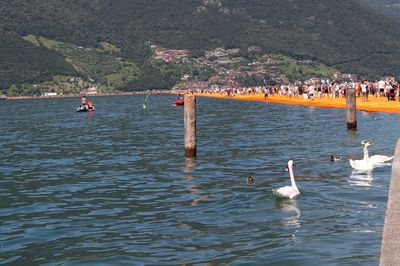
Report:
5,91,400,114
4,90,177,100
195,93,400,114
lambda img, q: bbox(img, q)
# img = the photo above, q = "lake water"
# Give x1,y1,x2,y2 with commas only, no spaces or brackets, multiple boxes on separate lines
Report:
1,95,399,265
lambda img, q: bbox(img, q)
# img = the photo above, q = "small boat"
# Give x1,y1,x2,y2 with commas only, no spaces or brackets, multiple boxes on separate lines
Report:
76,106,95,112
173,98,184,106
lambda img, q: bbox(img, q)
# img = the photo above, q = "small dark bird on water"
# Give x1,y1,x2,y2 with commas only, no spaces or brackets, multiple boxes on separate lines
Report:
247,175,254,184
331,155,342,162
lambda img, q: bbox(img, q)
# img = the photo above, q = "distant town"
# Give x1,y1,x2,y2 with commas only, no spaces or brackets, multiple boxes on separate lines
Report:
152,45,360,91
3,43,366,99
48,44,359,97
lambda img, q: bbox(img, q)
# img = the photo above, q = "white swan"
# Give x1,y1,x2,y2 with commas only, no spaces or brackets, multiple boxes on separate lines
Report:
349,141,393,170
273,160,300,199
349,141,374,171
365,141,393,165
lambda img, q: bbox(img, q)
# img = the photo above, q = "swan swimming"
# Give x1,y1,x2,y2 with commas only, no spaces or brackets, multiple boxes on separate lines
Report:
349,141,374,171
364,141,393,165
350,141,393,170
273,160,300,199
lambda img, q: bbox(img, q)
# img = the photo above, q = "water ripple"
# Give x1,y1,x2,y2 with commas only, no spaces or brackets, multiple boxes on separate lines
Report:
0,95,397,265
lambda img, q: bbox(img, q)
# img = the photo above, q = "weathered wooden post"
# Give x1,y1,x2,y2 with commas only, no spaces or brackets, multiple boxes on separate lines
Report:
184,94,196,158
346,87,357,131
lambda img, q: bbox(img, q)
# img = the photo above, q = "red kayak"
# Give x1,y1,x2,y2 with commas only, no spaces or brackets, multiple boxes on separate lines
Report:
173,98,184,106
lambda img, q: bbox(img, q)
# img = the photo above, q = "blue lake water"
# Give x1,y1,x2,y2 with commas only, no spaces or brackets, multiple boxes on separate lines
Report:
1,95,399,265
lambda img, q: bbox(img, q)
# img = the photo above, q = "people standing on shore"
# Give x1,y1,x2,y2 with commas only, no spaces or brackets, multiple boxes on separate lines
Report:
194,77,399,102
355,81,361,97
333,82,340,98
367,81,374,97
397,83,400,102
361,80,368,102
378,79,386,97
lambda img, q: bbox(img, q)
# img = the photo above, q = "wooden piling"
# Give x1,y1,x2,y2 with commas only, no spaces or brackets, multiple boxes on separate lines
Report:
184,94,196,158
346,87,357,131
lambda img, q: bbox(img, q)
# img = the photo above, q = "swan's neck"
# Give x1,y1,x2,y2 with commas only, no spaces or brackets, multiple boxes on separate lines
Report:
289,168,298,189
363,146,369,161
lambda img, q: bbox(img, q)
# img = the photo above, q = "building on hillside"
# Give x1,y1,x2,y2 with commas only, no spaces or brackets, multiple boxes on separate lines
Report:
334,72,359,81
275,75,289,84
173,81,209,91
226,48,241,56
81,86,99,95
215,57,233,64
308,77,321,84
43,92,58,97
205,47,228,58
154,48,189,63
247,46,262,53
208,75,227,85
180,74,191,81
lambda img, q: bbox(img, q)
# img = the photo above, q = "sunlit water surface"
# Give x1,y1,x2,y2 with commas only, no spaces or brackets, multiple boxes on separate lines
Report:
1,95,399,265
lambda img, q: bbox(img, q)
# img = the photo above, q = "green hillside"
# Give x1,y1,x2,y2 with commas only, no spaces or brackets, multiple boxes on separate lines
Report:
0,31,77,91
20,35,178,93
1,0,400,94
361,0,400,22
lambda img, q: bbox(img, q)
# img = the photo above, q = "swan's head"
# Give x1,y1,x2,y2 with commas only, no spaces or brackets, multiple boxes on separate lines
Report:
285,160,295,171
361,140,373,147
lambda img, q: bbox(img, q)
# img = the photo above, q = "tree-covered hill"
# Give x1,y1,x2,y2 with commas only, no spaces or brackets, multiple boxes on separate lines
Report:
0,31,77,90
361,0,400,23
1,0,400,93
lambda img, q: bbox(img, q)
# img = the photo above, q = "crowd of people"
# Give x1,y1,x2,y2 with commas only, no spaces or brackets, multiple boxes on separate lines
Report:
195,79,400,102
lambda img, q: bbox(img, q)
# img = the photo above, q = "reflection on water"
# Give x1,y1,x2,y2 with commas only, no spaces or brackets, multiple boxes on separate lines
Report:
275,198,301,228
86,110,95,120
184,158,196,173
347,129,358,138
349,170,373,187
361,111,379,120
182,158,209,205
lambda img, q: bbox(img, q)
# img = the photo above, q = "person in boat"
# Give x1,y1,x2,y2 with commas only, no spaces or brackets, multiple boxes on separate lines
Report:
177,94,183,100
87,101,94,110
81,95,88,110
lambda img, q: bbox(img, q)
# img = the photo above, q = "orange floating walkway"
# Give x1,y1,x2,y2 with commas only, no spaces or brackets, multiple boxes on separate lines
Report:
196,93,400,114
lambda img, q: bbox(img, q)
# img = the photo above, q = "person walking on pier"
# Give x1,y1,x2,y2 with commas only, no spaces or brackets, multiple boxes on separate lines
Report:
361,80,368,102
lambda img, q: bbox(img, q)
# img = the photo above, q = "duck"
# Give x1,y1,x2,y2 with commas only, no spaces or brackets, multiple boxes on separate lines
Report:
349,141,374,171
330,155,342,162
273,160,300,199
247,175,254,184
